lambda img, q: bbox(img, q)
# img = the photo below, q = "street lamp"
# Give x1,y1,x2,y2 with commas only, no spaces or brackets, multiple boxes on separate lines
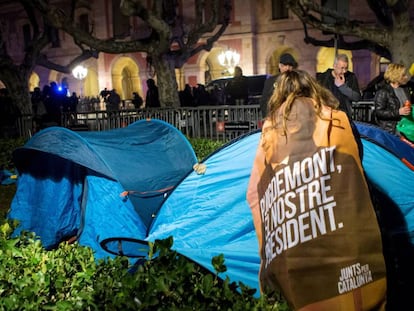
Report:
218,49,240,75
72,65,88,97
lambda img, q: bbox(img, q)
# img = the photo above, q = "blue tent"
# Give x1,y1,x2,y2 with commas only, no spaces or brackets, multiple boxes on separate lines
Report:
354,122,414,309
145,122,414,304
147,132,261,291
142,122,414,299
8,120,414,304
8,119,197,259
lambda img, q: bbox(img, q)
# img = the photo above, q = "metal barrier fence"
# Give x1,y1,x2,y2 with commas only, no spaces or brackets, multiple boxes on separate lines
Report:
62,105,262,141
351,101,375,124
15,101,375,140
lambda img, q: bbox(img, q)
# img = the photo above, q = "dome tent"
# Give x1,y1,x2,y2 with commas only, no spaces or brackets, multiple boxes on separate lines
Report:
145,122,414,306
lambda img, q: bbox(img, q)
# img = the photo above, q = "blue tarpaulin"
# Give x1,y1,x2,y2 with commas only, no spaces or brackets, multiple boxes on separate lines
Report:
8,119,197,257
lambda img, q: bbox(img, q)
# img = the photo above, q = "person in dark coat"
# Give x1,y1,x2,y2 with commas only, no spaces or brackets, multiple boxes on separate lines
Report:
225,66,248,105
145,79,160,108
106,89,121,111
317,54,361,119
179,84,194,107
132,92,143,109
260,53,297,118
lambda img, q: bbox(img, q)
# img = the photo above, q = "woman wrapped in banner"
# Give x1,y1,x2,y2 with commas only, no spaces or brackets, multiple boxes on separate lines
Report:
247,70,387,311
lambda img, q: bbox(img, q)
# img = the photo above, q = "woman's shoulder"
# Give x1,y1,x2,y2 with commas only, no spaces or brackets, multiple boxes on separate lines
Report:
377,82,392,92
374,83,392,95
374,84,393,102
262,119,273,131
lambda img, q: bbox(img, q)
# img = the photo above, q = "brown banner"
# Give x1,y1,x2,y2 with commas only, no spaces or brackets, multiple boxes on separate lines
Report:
247,99,386,310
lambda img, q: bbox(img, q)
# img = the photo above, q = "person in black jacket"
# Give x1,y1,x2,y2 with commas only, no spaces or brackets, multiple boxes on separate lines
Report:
225,66,248,105
145,79,161,108
374,63,411,135
260,53,297,119
132,92,143,109
317,54,361,119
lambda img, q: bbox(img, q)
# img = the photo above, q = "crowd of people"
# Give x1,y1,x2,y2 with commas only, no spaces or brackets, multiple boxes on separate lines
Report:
30,83,80,131
258,52,414,143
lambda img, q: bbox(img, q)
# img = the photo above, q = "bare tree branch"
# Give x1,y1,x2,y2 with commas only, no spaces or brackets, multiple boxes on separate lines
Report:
5,0,232,108
36,49,99,73
287,0,414,65
29,0,232,66
301,22,391,59
287,0,391,47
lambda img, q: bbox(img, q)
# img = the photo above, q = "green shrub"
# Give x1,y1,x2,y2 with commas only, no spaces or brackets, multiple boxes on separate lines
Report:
0,138,24,219
189,138,226,161
0,221,288,310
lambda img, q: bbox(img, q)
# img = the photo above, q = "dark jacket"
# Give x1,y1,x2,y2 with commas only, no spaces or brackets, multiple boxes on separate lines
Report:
374,83,409,134
225,76,248,105
317,69,361,118
146,87,160,108
259,75,278,119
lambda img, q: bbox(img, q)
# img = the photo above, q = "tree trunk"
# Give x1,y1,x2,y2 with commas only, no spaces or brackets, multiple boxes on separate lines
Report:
388,14,414,68
152,55,180,107
1,69,32,115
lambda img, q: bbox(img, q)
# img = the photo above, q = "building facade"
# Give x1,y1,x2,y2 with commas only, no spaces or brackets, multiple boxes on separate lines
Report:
0,0,388,103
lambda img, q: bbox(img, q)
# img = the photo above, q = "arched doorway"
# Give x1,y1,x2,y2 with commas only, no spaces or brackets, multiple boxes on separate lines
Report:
84,68,99,98
121,67,133,99
29,72,40,92
111,56,142,100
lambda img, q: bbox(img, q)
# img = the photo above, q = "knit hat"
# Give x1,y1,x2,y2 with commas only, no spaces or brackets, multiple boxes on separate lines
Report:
279,53,297,67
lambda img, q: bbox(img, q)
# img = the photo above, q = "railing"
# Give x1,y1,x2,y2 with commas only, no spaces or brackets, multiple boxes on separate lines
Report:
62,105,262,141
351,101,375,124
14,102,375,140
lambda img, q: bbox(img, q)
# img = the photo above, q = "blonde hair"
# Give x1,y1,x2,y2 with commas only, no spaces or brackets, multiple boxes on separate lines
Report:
384,63,409,84
267,70,339,132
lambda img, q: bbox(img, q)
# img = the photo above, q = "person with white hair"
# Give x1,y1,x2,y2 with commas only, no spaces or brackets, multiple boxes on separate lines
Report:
317,53,361,119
